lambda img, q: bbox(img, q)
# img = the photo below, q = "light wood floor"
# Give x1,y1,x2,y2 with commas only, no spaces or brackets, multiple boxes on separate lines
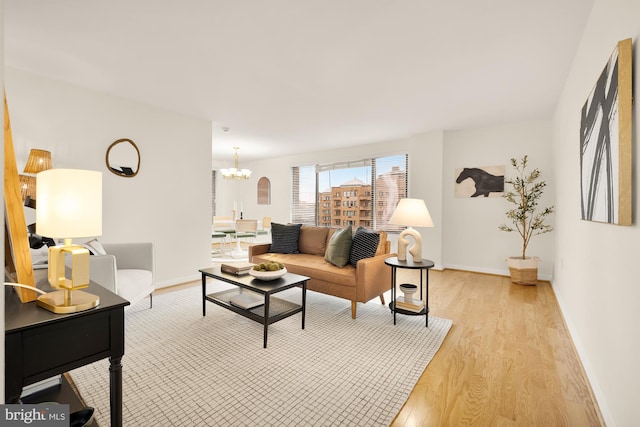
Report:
159,268,603,426
389,269,603,426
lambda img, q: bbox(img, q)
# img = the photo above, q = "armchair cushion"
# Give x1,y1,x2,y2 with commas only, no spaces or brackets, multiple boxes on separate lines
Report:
117,269,154,306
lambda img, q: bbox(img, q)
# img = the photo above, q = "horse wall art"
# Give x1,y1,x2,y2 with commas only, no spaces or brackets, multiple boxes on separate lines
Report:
455,166,505,198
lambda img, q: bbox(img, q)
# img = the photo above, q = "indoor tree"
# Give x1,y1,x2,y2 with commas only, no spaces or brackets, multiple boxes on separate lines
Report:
499,155,554,259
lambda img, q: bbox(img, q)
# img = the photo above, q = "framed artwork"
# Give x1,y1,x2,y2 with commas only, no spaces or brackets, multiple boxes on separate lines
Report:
455,165,504,198
580,38,632,225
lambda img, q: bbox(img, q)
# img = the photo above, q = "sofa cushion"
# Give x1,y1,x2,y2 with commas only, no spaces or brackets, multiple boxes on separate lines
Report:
298,226,329,255
349,227,381,267
269,223,302,254
324,226,352,267
251,253,357,287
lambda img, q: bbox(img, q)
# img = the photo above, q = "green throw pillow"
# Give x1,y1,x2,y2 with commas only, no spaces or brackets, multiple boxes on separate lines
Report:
324,226,353,268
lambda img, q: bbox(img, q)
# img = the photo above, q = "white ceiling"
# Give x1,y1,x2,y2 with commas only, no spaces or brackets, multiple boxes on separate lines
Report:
4,1,594,161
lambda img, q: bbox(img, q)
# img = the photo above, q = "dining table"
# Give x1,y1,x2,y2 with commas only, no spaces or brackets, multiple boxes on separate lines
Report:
212,219,253,258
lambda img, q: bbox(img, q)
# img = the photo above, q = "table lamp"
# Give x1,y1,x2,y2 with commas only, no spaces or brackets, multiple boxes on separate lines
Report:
389,198,434,262
35,169,102,313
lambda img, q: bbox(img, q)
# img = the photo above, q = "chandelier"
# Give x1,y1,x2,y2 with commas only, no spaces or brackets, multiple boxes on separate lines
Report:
220,147,252,180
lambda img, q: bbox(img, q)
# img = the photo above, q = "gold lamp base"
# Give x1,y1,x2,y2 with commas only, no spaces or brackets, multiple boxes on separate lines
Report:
36,289,100,314
36,241,100,314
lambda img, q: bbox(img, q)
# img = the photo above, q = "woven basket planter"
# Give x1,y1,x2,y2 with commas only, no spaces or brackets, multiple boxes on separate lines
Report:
506,257,539,285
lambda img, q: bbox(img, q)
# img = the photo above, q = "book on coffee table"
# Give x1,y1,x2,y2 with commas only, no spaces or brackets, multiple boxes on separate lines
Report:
229,292,264,309
221,261,255,275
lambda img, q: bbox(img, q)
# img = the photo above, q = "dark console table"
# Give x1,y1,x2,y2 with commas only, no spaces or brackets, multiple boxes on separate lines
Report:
5,274,129,426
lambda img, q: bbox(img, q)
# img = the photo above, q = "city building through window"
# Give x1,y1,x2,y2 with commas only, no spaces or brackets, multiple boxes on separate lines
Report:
292,154,407,231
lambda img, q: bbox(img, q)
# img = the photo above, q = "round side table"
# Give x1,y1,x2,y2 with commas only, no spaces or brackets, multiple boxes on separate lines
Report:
385,256,435,327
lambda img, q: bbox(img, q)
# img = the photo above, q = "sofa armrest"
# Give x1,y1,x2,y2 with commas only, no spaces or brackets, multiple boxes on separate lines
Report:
248,243,270,262
88,254,118,294
355,253,395,302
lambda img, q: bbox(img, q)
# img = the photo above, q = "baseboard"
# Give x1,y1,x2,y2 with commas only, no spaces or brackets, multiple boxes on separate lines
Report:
156,273,200,289
442,263,552,281
551,280,612,426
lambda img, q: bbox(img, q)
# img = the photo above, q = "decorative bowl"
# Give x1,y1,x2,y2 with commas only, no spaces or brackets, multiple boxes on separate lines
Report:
248,267,287,281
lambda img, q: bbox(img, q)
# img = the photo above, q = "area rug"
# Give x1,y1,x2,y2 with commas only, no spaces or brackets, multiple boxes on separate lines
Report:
70,283,452,426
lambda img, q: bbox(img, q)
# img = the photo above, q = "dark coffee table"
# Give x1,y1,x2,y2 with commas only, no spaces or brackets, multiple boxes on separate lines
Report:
199,267,309,348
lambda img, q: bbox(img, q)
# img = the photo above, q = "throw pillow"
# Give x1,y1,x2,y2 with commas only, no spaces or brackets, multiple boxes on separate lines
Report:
85,238,107,255
269,223,302,254
324,226,353,268
349,227,380,267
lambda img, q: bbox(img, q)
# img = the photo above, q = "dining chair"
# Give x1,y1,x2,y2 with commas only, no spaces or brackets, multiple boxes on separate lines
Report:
257,216,272,238
213,215,234,231
212,216,235,255
234,219,258,240
211,230,228,256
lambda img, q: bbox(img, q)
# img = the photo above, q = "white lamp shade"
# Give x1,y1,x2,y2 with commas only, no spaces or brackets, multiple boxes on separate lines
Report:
389,198,434,228
36,169,102,238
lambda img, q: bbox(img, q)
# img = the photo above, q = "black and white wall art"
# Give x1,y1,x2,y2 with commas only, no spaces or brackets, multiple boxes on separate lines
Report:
455,165,504,198
580,38,632,225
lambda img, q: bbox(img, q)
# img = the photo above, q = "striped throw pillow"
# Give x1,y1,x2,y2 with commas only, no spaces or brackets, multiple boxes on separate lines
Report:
349,227,380,267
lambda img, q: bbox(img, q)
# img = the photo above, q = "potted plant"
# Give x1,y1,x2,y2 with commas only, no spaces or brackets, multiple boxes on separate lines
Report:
499,155,554,285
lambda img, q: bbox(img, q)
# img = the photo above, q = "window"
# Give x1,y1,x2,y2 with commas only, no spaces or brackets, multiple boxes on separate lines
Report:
291,154,408,230
292,165,317,224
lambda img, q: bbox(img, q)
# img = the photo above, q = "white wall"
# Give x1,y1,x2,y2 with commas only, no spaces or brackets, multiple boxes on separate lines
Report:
218,132,446,268
5,68,212,288
443,121,554,279
552,0,640,425
225,122,555,280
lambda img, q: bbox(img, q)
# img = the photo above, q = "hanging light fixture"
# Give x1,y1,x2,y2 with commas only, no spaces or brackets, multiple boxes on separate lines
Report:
220,146,252,180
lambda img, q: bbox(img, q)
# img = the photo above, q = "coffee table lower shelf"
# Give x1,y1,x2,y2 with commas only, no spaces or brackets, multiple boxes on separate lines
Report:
206,289,302,325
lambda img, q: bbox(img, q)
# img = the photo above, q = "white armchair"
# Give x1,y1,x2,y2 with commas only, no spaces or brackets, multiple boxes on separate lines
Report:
86,242,155,308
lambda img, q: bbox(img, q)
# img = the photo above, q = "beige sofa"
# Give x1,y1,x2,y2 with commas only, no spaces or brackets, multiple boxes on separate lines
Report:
248,225,392,319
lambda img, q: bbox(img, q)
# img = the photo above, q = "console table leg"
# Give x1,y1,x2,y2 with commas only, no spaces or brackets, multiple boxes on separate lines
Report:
109,356,123,427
